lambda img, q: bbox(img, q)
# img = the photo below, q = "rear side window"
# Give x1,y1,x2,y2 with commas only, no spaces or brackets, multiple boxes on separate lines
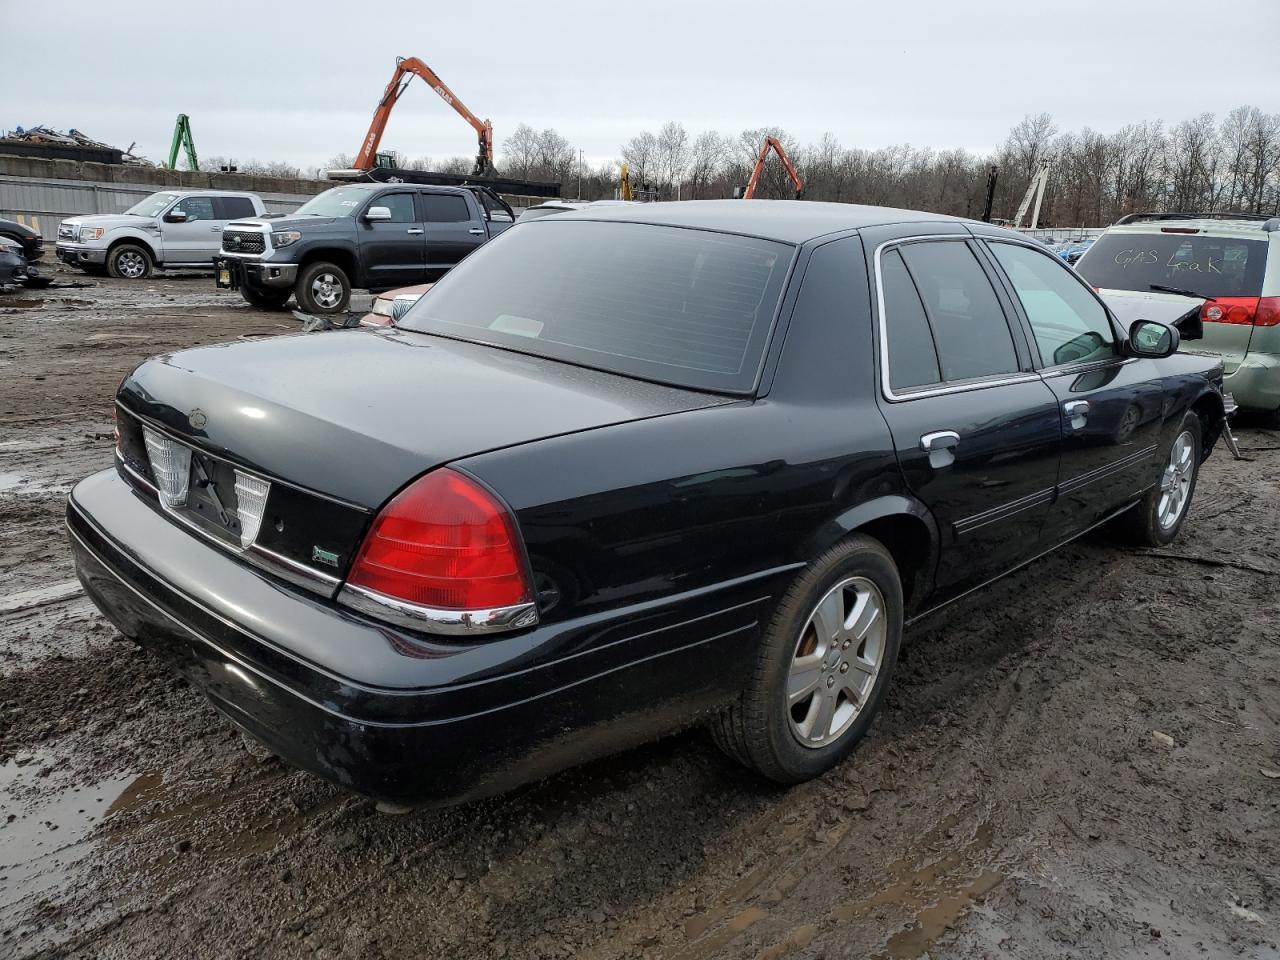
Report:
880,248,941,389
397,220,792,393
422,194,472,223
989,241,1118,367
897,241,1019,382
217,196,256,220
1078,232,1267,298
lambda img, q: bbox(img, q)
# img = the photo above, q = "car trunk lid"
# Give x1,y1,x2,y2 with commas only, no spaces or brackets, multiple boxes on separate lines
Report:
114,329,731,592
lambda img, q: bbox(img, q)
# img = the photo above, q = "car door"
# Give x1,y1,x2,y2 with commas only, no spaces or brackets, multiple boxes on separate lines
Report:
162,195,220,263
982,237,1167,542
865,227,1063,602
421,191,484,278
359,192,426,290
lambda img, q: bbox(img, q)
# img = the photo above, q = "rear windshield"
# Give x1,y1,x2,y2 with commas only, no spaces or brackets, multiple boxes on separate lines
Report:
397,220,793,393
1078,232,1267,298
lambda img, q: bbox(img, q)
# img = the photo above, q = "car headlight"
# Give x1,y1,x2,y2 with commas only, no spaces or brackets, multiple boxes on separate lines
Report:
370,296,394,317
271,231,301,248
79,226,105,241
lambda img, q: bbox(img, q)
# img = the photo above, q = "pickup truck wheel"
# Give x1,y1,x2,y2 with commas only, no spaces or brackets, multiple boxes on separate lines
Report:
1115,411,1202,547
106,244,152,280
295,262,350,314
240,285,291,310
710,534,902,784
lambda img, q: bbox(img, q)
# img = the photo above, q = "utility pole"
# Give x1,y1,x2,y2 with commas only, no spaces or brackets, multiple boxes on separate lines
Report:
981,165,998,223
577,149,583,200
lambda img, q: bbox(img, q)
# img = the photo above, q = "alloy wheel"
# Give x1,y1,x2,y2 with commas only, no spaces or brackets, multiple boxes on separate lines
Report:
1157,429,1195,530
311,273,343,310
787,575,887,748
116,251,146,278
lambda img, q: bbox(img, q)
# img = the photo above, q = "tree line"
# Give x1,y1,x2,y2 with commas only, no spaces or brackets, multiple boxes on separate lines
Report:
205,105,1280,226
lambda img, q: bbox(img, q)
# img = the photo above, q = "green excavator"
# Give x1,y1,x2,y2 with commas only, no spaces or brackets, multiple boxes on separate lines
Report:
165,114,199,171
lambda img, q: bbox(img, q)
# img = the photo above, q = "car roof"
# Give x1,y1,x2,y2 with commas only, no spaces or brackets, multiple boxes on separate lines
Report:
550,199,975,244
1102,218,1274,240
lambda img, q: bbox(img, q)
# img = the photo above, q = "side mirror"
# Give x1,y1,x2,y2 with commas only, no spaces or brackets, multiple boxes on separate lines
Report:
364,206,392,223
164,210,189,223
1127,319,1180,359
1173,304,1204,342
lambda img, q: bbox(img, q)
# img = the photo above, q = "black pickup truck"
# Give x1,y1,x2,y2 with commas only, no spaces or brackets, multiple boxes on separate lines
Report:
215,182,514,313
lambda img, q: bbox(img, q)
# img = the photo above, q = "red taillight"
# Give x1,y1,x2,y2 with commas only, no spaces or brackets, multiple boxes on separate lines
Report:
1160,227,1199,234
1199,296,1280,326
347,468,532,610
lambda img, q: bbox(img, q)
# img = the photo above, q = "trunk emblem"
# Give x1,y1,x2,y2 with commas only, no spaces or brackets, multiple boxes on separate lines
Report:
312,547,340,567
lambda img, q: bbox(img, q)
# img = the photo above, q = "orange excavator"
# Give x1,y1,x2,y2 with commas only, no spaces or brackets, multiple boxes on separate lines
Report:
740,136,803,200
353,56,494,178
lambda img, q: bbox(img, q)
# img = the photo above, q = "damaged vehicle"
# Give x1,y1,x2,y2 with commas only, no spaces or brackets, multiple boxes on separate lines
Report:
0,235,39,288
69,201,1227,807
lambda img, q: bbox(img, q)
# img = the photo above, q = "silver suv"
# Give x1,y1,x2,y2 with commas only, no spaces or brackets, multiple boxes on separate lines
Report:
56,190,266,279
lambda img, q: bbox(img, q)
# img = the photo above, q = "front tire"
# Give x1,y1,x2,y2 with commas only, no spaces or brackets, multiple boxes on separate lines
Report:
106,244,153,280
1117,411,1202,547
240,285,292,310
711,535,903,783
294,261,350,314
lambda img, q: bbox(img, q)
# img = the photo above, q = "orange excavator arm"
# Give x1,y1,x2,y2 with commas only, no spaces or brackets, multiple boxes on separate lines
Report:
742,136,803,200
353,56,494,177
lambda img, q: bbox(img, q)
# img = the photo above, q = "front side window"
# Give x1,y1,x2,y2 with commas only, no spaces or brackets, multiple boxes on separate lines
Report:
896,241,1019,382
172,196,215,222
373,193,416,223
990,241,1118,367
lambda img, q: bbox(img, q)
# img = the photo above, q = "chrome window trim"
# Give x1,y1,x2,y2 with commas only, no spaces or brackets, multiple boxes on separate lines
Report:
338,583,540,637
872,235,1039,402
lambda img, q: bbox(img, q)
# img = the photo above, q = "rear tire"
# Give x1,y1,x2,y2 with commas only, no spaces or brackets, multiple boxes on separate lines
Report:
711,535,902,784
294,261,350,314
106,244,153,280
240,285,291,310
1115,411,1202,547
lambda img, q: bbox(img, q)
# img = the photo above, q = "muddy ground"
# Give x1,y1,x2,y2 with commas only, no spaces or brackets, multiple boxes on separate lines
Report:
1,262,1278,960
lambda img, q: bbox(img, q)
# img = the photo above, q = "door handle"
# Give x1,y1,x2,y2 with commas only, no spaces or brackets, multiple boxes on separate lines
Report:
210,226,222,232
406,228,424,235
920,430,960,469
468,227,485,235
1064,400,1090,430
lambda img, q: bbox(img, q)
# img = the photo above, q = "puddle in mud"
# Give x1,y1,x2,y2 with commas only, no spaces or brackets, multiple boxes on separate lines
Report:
881,868,1003,958
0,472,72,495
0,753,141,911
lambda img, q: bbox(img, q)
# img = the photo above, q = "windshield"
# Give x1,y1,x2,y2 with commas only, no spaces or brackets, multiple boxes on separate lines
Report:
123,193,179,218
398,220,793,393
294,187,373,218
1078,232,1266,298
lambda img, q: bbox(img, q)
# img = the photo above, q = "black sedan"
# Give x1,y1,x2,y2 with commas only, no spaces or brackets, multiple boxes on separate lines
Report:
68,201,1227,806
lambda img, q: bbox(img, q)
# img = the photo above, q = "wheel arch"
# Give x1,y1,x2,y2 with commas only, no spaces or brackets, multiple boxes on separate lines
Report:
297,247,357,285
801,496,939,615
106,233,158,265
1189,384,1226,461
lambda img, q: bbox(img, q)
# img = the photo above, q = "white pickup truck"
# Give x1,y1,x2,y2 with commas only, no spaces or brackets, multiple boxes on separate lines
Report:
56,190,267,279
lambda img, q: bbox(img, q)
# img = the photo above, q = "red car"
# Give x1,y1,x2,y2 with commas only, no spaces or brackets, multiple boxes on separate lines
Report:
360,283,432,327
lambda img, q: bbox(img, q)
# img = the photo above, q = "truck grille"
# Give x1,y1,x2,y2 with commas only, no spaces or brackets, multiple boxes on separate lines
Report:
222,230,265,255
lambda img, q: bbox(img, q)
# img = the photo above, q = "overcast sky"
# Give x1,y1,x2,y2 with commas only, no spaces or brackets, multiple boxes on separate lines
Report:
11,0,1280,173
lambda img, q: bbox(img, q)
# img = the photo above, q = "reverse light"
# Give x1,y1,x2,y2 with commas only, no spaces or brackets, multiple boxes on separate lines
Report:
271,230,302,248
370,296,394,317
1200,296,1280,327
345,468,535,624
